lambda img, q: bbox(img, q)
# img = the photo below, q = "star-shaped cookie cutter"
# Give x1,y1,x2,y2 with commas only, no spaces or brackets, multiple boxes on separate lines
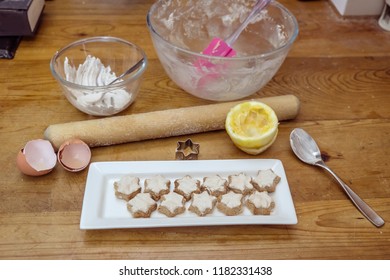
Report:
175,139,200,160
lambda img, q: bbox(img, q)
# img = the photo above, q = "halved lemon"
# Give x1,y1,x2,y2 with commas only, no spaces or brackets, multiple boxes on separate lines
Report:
225,101,279,155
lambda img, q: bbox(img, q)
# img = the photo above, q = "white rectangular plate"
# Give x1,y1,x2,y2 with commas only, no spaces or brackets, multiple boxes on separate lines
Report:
80,159,297,229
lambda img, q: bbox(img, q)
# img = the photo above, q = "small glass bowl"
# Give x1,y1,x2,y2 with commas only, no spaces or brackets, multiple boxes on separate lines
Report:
50,36,147,116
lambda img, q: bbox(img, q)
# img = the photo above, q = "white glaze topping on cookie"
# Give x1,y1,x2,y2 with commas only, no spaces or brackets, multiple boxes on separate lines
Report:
115,175,141,195
160,192,185,213
252,169,280,188
228,173,253,193
145,175,170,193
191,191,216,213
202,175,227,194
220,191,243,208
247,191,273,208
175,175,199,196
127,193,156,213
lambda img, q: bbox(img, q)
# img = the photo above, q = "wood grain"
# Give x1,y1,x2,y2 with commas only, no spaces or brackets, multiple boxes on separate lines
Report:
0,0,389,260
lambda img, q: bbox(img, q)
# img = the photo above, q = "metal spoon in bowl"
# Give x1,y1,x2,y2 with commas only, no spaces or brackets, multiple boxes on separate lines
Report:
81,58,145,106
290,128,385,227
107,57,145,85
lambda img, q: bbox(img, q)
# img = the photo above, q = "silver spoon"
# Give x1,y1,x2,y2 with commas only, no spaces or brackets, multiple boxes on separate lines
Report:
107,57,145,85
290,128,385,227
83,58,145,106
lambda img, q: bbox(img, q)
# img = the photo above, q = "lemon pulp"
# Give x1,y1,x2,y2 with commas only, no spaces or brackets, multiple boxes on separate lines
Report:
225,101,279,154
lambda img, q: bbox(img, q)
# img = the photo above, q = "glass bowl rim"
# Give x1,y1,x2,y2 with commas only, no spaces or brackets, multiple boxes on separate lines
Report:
146,0,299,61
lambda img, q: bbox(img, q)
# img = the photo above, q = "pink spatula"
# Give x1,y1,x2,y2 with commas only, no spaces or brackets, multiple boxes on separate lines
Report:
202,0,272,58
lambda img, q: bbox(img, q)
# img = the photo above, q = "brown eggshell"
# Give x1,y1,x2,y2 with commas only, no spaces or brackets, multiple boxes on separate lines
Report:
57,139,91,172
16,139,57,176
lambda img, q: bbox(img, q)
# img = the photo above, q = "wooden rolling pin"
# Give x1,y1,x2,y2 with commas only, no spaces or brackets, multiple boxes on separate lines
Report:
44,94,300,150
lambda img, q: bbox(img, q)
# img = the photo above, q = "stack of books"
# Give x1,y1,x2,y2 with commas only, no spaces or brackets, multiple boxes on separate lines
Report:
0,0,45,58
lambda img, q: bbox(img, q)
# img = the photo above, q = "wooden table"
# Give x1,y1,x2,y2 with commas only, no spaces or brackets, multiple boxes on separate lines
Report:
0,0,389,260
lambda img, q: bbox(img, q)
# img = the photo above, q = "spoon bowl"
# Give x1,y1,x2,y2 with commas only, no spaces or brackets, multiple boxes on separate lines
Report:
290,128,322,165
290,128,384,227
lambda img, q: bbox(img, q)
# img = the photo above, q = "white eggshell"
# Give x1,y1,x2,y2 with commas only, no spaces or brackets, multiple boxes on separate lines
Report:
16,139,57,176
57,139,91,172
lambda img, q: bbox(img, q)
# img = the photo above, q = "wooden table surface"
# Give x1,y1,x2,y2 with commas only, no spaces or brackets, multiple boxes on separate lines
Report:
1,0,389,260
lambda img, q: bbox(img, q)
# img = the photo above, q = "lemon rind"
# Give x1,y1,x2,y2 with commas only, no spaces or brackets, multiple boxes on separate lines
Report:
234,130,278,155
225,101,279,149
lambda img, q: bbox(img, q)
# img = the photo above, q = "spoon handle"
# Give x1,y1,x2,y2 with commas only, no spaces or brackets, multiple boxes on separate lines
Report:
108,57,144,85
316,162,385,227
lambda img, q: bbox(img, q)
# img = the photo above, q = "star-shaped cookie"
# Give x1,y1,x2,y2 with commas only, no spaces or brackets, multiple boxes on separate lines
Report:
158,192,186,217
188,190,217,216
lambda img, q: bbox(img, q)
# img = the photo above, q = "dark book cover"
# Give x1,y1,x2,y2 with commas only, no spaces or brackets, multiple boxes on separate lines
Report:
0,36,22,59
0,0,45,36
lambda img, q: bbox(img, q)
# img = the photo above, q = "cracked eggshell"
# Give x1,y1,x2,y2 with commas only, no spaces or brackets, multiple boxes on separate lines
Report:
57,139,91,172
16,139,57,176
